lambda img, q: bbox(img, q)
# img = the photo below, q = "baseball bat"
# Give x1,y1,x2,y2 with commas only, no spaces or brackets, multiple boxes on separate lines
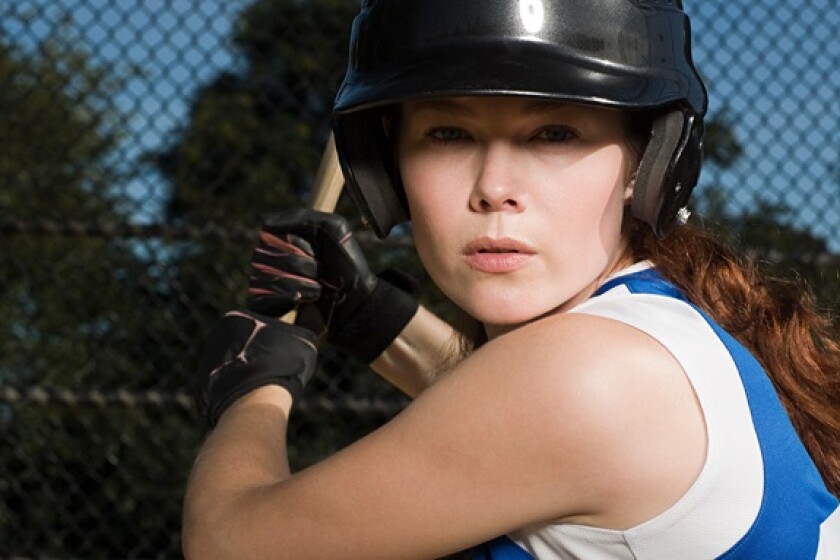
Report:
307,132,345,215
280,132,345,324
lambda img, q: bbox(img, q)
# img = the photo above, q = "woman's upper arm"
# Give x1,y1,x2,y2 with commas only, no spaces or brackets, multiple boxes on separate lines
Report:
205,313,700,560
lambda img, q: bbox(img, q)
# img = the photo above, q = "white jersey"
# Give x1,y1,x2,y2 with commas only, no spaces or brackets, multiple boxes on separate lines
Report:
471,263,840,560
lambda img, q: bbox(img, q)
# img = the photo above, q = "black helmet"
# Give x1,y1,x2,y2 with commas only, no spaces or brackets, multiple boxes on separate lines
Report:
333,0,708,238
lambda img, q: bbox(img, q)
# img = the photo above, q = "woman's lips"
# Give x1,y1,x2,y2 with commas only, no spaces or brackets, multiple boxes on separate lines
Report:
463,237,535,273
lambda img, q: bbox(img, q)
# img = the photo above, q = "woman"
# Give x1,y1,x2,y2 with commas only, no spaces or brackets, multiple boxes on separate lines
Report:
183,1,840,558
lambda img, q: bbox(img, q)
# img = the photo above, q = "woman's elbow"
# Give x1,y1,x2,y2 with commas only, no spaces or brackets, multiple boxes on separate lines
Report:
182,508,214,560
181,520,203,560
181,497,233,560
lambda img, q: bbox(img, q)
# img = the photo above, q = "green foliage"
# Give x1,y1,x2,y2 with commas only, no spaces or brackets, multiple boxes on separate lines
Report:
0,31,190,557
1,404,200,556
695,189,840,315
157,0,357,225
703,107,743,168
0,35,148,387
694,109,838,316
0,38,122,218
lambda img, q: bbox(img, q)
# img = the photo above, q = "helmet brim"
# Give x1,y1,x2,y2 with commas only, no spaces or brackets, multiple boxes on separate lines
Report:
336,42,703,116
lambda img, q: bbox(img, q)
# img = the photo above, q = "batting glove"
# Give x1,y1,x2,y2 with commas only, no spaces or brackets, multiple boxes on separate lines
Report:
249,209,418,364
194,310,318,427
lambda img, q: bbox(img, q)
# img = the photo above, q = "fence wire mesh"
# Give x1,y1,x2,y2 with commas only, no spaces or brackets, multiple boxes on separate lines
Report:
1,0,838,557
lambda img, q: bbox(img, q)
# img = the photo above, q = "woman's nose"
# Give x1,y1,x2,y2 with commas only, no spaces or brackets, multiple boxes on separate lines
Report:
468,143,527,213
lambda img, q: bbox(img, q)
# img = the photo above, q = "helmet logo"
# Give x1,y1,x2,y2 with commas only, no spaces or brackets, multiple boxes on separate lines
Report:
519,0,545,34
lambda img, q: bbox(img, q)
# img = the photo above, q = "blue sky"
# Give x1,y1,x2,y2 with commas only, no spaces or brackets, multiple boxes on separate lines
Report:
2,0,839,250
689,0,840,248
2,0,248,222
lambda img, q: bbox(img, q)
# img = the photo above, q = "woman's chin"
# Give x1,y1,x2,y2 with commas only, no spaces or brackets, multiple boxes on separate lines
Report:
465,301,559,332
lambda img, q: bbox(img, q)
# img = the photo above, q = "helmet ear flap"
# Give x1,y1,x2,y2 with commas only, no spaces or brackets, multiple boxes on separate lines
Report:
334,111,408,238
631,110,699,237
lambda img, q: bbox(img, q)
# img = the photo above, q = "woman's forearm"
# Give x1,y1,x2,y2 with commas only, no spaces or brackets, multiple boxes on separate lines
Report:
369,305,462,398
182,385,293,559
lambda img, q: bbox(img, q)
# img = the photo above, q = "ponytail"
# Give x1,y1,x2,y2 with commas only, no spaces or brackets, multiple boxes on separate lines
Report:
630,220,840,496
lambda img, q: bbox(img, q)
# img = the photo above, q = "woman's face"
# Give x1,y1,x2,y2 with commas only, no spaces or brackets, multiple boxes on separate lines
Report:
397,96,636,338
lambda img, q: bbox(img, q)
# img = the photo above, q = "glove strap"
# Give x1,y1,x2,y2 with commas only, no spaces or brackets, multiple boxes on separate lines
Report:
330,273,419,364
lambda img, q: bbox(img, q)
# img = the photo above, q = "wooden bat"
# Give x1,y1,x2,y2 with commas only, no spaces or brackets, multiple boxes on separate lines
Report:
280,132,345,324
307,132,345,215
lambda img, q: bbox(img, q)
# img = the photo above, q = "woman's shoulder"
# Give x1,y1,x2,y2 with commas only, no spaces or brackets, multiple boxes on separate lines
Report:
479,310,680,401
463,311,707,528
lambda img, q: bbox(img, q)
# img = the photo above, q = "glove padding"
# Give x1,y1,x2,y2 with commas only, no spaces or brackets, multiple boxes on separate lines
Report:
250,231,321,316
194,310,318,427
249,209,419,363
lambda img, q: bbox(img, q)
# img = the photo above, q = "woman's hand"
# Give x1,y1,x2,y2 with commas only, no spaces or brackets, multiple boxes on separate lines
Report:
249,209,418,363
193,309,318,427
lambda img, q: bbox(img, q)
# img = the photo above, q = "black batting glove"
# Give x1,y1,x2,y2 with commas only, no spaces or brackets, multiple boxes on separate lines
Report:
250,230,321,318
194,310,318,427
248,209,418,363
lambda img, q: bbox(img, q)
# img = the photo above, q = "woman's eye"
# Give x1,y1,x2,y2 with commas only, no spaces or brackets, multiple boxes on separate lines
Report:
535,126,577,142
428,127,469,143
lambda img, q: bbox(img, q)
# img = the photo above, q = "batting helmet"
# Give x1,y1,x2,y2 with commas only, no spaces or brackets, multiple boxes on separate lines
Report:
333,0,708,238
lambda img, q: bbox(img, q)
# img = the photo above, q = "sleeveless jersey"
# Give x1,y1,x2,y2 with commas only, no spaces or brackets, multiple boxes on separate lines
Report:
471,263,840,559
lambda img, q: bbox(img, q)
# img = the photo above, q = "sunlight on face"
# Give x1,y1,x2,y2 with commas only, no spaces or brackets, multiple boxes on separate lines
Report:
397,96,637,337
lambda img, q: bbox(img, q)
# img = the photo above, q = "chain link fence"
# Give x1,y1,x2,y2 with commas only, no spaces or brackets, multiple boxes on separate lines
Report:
1,0,838,557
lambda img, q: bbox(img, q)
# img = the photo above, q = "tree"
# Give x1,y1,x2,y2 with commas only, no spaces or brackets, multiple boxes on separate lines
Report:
157,0,356,225
154,0,414,472
694,107,838,320
695,189,840,316
0,31,194,556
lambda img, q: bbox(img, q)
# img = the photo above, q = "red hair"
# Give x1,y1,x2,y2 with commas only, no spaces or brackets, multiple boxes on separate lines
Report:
631,220,840,497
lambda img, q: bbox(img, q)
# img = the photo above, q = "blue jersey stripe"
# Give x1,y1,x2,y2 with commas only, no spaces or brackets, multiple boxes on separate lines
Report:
472,536,535,559
700,313,837,558
617,269,838,558
471,268,838,559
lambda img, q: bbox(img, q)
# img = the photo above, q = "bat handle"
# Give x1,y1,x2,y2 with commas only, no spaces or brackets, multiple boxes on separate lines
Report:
281,132,344,325
280,309,298,324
